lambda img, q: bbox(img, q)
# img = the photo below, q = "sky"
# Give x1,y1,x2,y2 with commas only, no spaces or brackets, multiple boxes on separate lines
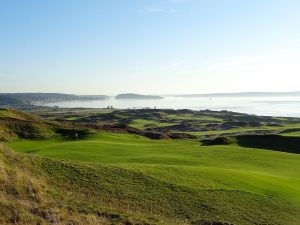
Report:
0,0,300,95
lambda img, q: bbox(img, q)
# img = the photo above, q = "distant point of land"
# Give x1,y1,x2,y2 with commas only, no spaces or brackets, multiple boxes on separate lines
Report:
115,93,163,100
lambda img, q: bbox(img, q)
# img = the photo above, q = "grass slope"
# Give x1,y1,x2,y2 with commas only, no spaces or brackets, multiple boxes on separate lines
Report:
0,144,189,224
0,108,56,141
0,144,115,225
7,132,300,224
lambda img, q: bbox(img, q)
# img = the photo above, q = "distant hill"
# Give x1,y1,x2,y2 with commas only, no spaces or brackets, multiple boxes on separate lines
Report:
115,93,163,100
0,93,109,106
175,91,300,98
0,95,25,105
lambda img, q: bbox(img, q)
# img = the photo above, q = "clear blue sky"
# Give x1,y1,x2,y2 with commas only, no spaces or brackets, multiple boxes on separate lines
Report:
1,0,300,95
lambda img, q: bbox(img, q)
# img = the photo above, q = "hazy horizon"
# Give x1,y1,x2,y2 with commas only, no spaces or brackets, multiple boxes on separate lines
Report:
1,91,300,96
1,0,300,94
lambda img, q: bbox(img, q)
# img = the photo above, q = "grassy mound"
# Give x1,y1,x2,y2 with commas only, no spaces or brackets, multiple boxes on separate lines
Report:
0,108,94,142
0,108,56,141
201,137,235,146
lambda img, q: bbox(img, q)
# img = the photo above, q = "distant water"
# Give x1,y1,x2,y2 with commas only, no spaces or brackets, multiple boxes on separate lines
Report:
40,96,300,117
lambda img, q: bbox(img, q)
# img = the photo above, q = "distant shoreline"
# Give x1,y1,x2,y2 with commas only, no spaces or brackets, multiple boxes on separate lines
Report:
169,91,300,98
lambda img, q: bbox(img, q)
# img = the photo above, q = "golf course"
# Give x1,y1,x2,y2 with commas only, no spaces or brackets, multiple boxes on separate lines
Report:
2,0,300,223
0,108,300,224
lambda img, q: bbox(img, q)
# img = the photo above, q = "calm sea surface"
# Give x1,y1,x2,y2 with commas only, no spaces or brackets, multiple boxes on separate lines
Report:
41,96,300,117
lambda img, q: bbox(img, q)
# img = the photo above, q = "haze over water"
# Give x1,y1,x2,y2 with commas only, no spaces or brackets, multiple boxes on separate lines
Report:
41,96,300,118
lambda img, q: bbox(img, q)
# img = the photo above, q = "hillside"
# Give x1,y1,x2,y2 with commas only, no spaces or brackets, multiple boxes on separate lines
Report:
0,144,168,224
0,108,95,142
1,108,300,224
0,108,57,141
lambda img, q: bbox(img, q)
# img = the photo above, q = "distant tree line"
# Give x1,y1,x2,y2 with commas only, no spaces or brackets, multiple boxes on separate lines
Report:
0,93,109,106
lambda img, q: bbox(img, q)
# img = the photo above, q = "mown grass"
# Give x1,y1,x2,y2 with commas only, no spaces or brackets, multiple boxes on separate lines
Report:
282,131,300,136
166,114,223,122
188,122,300,136
129,119,175,129
6,132,300,224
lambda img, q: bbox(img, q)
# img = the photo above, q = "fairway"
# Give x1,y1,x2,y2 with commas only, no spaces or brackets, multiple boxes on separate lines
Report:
8,132,300,206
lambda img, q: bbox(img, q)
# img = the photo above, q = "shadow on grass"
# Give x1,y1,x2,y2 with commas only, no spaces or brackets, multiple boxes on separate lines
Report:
55,128,93,141
236,135,300,154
